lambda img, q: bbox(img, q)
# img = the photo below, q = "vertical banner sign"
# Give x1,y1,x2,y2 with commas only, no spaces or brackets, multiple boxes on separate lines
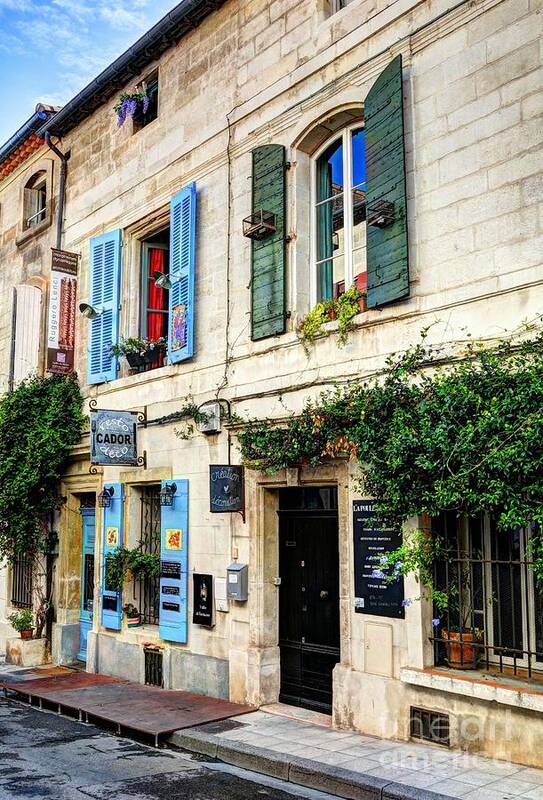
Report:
353,501,405,619
209,465,244,513
192,574,214,626
47,248,78,374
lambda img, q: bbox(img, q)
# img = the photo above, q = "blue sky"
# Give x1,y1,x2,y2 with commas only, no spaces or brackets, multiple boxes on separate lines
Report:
0,0,180,145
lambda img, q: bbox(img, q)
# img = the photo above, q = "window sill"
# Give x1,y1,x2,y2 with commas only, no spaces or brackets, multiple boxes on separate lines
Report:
16,218,51,248
400,666,543,713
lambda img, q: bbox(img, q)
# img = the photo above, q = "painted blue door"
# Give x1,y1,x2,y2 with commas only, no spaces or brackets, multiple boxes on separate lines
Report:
78,508,96,662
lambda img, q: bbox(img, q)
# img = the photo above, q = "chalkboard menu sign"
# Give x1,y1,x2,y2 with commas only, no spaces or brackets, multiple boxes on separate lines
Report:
353,501,405,619
209,465,244,513
161,560,181,580
193,573,214,626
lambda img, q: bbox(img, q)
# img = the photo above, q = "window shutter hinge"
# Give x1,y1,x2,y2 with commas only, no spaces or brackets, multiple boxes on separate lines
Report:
285,162,292,170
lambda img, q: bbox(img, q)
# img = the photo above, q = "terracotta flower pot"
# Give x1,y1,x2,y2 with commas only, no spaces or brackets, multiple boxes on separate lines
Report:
20,629,33,641
442,629,481,669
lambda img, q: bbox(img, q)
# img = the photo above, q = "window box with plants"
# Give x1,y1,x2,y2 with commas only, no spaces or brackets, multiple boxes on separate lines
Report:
110,337,166,370
297,285,366,353
9,609,34,640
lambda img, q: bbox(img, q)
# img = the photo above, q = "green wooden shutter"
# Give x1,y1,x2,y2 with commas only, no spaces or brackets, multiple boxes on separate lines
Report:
365,55,409,309
251,144,286,340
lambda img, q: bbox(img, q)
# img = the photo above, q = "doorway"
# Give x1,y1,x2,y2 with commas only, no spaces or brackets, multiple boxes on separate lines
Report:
278,487,340,713
78,502,96,662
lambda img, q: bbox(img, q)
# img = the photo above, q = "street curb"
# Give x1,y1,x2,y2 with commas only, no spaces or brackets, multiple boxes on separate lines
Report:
168,729,455,800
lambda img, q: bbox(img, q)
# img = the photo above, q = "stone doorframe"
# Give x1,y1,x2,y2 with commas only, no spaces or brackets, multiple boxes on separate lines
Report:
53,464,100,665
229,460,352,708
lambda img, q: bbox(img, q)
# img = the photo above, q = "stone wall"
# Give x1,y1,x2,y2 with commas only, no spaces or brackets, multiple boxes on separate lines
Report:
0,0,541,762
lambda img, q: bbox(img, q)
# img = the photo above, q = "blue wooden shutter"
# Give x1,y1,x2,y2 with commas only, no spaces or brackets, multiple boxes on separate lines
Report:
101,482,124,630
87,229,122,384
168,184,196,364
251,144,287,340
159,479,189,643
365,55,409,309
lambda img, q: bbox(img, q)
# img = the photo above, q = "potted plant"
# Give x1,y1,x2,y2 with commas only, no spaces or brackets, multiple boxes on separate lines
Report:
439,560,485,670
123,603,142,628
9,609,34,640
440,625,483,669
110,337,166,369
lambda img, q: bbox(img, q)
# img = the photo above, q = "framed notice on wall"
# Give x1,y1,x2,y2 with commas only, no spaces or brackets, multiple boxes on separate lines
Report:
47,248,78,374
193,573,214,627
353,500,405,619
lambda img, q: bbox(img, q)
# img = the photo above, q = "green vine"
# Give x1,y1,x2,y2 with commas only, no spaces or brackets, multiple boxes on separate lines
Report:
239,324,543,586
0,375,85,561
174,397,210,440
296,286,365,352
105,546,160,593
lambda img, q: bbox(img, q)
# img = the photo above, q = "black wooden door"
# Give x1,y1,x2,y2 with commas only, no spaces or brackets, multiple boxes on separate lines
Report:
278,511,340,713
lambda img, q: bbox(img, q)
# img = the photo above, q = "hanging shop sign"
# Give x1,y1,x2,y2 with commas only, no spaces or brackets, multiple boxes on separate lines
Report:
193,573,214,626
90,409,139,466
353,500,405,619
209,465,244,513
47,248,78,374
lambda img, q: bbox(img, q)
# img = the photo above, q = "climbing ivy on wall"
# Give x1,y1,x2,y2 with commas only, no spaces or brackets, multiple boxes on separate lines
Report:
239,325,543,581
0,374,85,561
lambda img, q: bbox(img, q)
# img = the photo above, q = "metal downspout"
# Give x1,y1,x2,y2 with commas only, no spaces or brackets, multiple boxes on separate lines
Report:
44,132,69,250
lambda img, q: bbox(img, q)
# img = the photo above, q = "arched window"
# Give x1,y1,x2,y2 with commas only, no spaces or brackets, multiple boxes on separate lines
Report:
312,125,366,302
23,170,47,230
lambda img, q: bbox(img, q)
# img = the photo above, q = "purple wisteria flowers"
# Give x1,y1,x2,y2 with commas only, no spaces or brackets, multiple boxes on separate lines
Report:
114,91,149,128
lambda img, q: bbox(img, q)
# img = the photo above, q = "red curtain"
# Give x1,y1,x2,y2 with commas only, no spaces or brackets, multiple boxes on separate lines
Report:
147,248,166,340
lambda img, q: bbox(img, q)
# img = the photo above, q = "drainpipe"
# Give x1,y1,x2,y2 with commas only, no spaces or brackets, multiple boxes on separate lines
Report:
44,132,69,249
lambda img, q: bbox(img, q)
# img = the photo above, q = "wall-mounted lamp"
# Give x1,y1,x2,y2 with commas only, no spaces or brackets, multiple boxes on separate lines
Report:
160,482,177,506
79,302,104,319
153,271,181,290
98,486,115,508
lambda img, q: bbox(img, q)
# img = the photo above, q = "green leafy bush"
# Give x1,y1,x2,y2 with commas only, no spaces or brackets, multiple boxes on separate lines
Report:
0,375,85,561
239,326,543,584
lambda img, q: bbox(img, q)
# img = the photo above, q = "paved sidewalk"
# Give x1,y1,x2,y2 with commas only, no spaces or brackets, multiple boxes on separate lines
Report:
170,707,543,800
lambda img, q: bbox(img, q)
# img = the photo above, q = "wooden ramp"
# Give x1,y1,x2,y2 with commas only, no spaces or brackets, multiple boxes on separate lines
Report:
0,669,253,745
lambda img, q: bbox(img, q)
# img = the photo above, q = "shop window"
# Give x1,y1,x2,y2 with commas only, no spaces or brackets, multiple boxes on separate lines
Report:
23,171,47,229
140,227,169,371
133,72,159,131
432,513,543,678
134,485,161,625
313,126,366,302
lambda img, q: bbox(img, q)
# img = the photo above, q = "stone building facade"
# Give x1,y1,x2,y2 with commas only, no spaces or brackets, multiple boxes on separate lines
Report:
1,0,542,767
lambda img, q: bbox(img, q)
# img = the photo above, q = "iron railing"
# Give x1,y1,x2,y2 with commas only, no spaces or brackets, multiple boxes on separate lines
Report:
431,512,543,678
11,555,33,609
134,485,161,625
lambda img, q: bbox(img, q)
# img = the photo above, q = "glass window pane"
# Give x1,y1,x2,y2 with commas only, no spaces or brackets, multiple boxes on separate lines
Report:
352,128,366,190
317,255,345,302
316,137,343,202
317,195,344,302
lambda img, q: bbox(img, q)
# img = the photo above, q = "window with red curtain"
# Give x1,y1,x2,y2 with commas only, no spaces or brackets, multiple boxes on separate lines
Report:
145,247,168,368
